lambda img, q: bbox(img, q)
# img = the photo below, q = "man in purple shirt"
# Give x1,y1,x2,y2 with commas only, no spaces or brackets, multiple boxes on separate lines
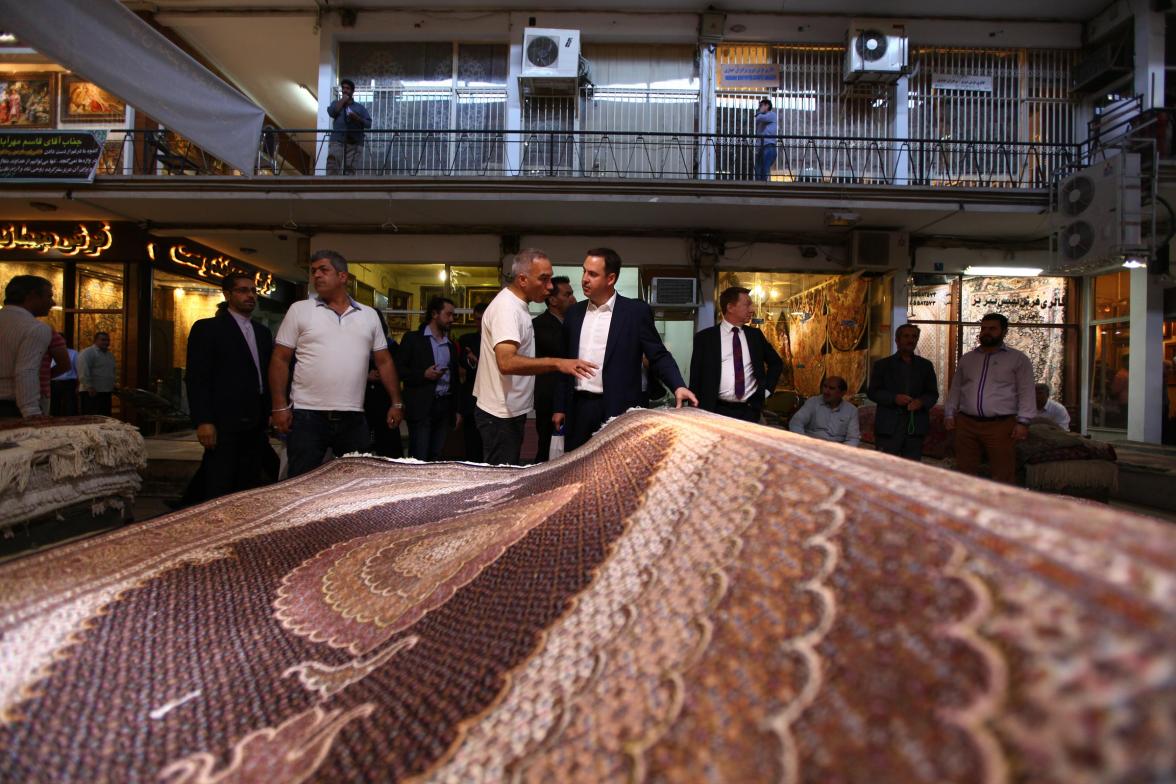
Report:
944,312,1037,484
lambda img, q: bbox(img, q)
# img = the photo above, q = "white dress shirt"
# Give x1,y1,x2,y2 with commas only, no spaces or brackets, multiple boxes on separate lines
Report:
575,292,616,395
228,307,262,392
1036,398,1071,430
0,305,52,417
789,396,861,446
718,320,758,403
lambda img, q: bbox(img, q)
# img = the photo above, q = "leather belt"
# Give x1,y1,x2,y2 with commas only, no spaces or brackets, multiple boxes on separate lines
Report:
958,412,1013,423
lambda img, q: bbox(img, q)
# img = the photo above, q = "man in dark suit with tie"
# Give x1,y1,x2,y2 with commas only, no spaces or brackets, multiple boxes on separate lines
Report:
532,276,574,462
866,323,939,460
553,248,698,451
689,286,783,422
185,272,274,501
397,296,464,461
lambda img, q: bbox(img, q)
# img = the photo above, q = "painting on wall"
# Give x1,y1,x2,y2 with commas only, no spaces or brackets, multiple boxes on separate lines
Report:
464,286,498,323
0,73,56,127
386,288,412,332
60,76,125,124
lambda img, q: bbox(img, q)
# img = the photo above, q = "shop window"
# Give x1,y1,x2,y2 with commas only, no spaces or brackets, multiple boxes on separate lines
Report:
0,261,65,334
75,263,127,386
1089,270,1132,431
150,271,221,410
1091,269,1130,320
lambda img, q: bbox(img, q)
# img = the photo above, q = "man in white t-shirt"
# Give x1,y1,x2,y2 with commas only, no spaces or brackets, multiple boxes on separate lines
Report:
1034,383,1071,431
269,250,404,477
473,248,596,464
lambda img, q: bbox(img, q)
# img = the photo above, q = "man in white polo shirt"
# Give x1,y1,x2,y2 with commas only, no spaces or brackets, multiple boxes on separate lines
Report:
473,248,596,465
269,250,404,477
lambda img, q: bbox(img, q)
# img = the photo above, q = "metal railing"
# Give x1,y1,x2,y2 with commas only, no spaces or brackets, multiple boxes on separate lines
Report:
93,128,1078,189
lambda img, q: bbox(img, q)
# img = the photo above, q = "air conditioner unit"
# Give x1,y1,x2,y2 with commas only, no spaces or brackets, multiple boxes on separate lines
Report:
845,20,908,83
650,277,698,306
521,28,580,78
1052,152,1144,273
851,230,908,269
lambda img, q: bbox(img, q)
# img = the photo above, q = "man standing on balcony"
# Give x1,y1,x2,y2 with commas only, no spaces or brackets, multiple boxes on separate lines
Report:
326,79,371,175
553,248,698,451
754,98,778,181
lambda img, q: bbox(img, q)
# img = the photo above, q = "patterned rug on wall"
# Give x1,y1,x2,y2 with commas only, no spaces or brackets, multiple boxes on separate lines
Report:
1,409,1173,783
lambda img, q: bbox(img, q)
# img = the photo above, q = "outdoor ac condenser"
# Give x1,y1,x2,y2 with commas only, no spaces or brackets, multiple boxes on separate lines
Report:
650,277,698,306
1052,152,1144,272
521,28,581,79
844,20,908,83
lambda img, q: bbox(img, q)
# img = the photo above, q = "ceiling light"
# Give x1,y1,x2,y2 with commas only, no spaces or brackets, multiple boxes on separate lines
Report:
963,266,1042,277
0,33,16,44
1121,257,1146,269
438,270,447,281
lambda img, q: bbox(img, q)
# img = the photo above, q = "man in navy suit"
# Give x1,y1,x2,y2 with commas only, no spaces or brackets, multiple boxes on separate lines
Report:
397,296,464,461
185,272,274,501
866,323,939,460
553,248,698,451
689,286,783,422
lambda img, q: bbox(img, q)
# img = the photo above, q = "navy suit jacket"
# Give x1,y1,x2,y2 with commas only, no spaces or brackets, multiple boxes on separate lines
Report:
554,294,686,425
866,353,939,436
186,308,273,433
689,323,783,414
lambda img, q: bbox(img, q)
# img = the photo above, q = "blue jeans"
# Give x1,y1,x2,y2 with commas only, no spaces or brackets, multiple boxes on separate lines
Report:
287,409,371,478
755,144,777,181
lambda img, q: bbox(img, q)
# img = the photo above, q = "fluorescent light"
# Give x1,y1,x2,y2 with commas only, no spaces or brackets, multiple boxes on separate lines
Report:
963,266,1042,277
1121,258,1146,269
0,33,16,44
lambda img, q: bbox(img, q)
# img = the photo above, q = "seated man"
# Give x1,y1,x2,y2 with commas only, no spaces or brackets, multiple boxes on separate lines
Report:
789,375,860,446
1034,383,1071,431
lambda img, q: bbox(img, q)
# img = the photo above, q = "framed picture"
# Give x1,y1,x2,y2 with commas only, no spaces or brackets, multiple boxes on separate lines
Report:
419,285,445,312
0,73,56,127
465,286,499,314
60,76,125,124
386,288,412,332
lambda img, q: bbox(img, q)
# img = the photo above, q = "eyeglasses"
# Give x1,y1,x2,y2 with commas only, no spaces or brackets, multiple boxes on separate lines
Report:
231,286,258,295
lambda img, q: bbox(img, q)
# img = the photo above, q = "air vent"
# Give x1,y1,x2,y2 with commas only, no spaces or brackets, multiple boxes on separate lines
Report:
650,277,698,306
851,231,906,269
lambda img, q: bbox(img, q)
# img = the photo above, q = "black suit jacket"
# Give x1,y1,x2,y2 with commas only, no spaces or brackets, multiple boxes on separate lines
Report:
866,353,939,436
186,308,273,432
689,323,783,414
532,309,564,411
396,326,464,423
554,294,686,425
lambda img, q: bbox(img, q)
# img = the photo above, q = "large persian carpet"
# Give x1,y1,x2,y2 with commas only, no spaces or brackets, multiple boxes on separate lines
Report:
0,409,1173,783
0,415,144,531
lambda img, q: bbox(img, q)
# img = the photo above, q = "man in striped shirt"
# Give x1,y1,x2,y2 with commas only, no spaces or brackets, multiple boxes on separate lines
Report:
0,275,55,419
944,312,1037,484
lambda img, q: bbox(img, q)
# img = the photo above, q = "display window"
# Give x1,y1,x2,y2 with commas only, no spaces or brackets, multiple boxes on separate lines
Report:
0,261,65,334
149,271,222,410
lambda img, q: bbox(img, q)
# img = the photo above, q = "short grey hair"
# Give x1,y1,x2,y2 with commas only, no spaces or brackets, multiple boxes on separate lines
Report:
510,248,549,281
309,249,348,274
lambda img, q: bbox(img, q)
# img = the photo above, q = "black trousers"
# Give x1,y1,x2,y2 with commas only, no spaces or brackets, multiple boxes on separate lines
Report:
80,391,112,416
567,393,607,451
202,425,268,501
474,407,526,465
287,409,370,478
876,430,926,461
714,400,761,423
50,379,78,417
364,382,403,459
407,395,455,461
0,400,20,419
533,394,555,462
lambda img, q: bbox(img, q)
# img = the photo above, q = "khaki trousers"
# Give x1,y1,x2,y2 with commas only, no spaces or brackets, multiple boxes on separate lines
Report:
954,414,1017,484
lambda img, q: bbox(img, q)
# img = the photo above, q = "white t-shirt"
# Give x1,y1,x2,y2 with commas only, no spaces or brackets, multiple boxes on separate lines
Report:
275,297,387,412
473,287,535,418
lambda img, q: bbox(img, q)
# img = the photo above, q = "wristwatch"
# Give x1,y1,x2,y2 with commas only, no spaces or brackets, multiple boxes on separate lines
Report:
391,402,405,409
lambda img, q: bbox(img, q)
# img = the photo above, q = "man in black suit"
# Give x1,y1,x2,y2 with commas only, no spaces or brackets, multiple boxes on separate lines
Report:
553,248,698,451
185,272,274,501
866,323,939,460
397,296,464,461
532,276,575,462
689,286,783,423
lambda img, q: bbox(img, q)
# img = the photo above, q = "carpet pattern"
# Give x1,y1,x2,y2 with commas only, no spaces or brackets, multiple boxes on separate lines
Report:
0,409,1173,783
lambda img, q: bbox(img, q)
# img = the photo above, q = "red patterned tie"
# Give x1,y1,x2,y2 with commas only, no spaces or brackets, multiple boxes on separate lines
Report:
732,327,745,400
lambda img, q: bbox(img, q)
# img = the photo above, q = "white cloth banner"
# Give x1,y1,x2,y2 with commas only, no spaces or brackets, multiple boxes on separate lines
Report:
0,0,264,174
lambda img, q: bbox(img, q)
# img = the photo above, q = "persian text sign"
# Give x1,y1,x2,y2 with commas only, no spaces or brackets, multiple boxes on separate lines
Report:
718,63,780,90
931,75,994,93
0,131,104,183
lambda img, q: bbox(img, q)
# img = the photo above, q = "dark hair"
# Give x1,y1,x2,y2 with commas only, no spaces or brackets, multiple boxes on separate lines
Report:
546,275,571,303
424,295,455,324
895,322,921,337
93,331,110,341
980,312,1009,331
719,286,750,314
759,98,773,109
222,272,255,293
825,375,848,392
4,274,51,304
340,79,355,91
309,249,348,274
473,301,489,315
585,247,622,278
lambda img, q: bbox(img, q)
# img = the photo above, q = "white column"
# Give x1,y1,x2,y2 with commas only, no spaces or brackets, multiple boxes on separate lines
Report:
504,18,523,176
697,257,717,331
1134,0,1166,109
1078,276,1093,434
890,272,909,340
698,44,717,180
1127,266,1163,442
890,75,910,186
315,20,338,176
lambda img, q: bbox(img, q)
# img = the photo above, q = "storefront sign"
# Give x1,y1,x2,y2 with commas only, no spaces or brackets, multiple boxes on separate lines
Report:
931,75,993,93
0,130,105,183
961,277,1067,324
718,63,780,90
147,240,277,297
0,222,113,257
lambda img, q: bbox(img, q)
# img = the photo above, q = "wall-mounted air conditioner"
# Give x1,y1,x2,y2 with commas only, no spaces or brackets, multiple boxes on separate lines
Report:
521,28,580,78
1052,152,1144,272
845,20,908,83
650,277,698,306
851,230,908,270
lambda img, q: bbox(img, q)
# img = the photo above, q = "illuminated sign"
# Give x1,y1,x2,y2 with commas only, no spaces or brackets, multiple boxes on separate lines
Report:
0,222,113,257
147,241,276,296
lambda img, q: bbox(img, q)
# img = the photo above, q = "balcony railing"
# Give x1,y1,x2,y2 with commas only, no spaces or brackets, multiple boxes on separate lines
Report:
94,128,1078,190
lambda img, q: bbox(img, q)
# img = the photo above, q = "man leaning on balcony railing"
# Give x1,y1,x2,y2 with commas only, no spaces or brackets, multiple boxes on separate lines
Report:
326,79,371,175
